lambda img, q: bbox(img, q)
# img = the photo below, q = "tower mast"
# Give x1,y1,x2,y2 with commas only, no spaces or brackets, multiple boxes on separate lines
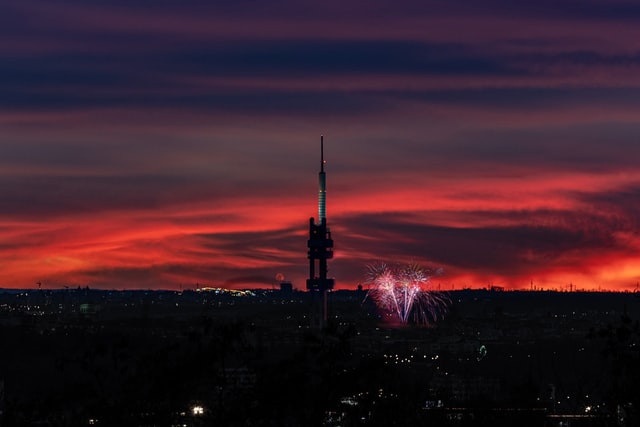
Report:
307,136,334,329
318,135,326,223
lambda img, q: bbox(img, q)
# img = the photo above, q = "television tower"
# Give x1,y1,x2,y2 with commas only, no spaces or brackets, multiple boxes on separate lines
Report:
307,136,334,329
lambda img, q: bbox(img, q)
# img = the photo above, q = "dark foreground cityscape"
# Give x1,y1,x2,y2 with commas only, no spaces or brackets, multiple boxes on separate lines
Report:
1,287,639,426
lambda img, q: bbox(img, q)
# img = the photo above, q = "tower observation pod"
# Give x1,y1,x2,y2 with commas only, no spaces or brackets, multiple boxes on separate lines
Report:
307,136,334,328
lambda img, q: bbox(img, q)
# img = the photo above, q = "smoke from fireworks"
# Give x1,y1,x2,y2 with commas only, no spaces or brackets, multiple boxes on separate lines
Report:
365,262,448,325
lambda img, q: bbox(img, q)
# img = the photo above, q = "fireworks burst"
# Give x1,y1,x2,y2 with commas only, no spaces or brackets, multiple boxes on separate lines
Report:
365,262,448,325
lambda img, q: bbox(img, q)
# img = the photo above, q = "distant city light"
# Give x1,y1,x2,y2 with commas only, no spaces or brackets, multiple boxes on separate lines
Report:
195,287,255,297
191,405,204,415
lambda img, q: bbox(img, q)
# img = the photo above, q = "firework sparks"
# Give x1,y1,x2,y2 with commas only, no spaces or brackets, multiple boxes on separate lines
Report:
365,263,448,325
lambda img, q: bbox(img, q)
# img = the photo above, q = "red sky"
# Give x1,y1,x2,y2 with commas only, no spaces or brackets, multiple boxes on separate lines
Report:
2,0,640,291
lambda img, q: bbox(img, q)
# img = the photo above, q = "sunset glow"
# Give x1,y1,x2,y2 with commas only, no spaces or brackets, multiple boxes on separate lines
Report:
2,1,640,291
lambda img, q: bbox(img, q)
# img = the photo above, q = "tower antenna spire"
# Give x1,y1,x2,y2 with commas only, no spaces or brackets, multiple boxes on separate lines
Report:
307,135,334,330
318,135,326,223
321,135,324,172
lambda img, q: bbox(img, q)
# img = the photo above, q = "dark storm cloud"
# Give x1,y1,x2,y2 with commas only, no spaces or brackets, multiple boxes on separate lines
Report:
339,209,628,275
4,0,640,117
578,184,640,224
0,39,518,113
462,0,640,21
10,0,640,24
516,51,640,67
324,121,640,177
0,175,205,217
65,225,306,289
0,172,309,219
0,87,384,116
433,121,640,172
0,40,512,78
166,40,516,77
198,228,303,261
402,87,640,111
4,37,640,116
5,85,640,120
